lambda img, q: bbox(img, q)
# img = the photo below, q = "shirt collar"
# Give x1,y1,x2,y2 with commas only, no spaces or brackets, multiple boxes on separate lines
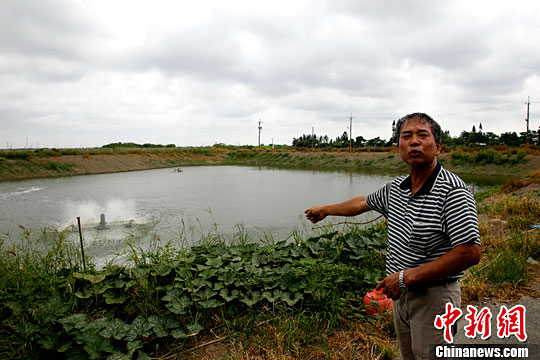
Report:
399,161,441,195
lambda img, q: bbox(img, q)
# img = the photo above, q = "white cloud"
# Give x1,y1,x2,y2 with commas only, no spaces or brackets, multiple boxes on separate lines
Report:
1,0,539,148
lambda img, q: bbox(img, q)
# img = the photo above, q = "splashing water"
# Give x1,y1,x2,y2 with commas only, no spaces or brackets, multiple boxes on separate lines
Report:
65,199,137,225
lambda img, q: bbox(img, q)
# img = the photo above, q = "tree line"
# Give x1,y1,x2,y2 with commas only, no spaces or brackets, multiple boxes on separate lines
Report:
292,132,388,149
292,122,540,149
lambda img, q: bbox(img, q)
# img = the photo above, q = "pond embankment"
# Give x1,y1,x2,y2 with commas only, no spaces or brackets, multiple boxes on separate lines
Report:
1,147,538,181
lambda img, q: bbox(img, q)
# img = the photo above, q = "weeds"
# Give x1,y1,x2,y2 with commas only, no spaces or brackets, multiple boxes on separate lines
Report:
466,170,540,302
479,195,540,230
0,223,391,359
451,148,526,166
43,160,75,172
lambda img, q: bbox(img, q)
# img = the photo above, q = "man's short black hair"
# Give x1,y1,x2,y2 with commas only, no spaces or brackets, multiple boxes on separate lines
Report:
395,112,441,145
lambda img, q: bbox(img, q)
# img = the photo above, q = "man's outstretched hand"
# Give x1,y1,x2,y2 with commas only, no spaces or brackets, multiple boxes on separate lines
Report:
305,206,326,224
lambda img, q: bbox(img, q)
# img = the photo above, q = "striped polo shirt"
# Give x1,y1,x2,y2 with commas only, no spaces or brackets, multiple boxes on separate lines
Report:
366,162,481,278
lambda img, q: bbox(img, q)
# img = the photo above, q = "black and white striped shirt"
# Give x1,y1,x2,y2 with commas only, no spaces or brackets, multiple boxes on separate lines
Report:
366,162,481,278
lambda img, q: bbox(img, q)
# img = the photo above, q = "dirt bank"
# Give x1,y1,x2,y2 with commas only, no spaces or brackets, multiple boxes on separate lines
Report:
1,148,538,182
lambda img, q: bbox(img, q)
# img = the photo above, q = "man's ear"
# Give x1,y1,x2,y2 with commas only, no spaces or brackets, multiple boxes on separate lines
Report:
436,141,442,154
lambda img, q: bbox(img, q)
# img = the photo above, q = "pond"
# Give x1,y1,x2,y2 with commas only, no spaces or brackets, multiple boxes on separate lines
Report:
0,165,501,266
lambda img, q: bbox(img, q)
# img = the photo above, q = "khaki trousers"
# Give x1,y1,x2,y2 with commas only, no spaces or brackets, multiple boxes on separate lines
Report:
393,281,461,360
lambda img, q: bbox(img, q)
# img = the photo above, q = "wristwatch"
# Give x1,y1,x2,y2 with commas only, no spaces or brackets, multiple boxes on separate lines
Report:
399,270,407,292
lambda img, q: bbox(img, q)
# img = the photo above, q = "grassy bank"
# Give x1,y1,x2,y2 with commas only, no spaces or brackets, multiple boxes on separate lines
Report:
461,170,540,301
1,146,537,182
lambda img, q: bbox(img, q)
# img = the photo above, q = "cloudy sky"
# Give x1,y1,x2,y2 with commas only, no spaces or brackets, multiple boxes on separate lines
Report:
1,0,539,148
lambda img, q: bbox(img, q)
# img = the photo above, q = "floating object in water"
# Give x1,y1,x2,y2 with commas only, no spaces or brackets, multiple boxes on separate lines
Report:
70,214,135,232
97,214,109,230
364,288,393,314
174,167,183,172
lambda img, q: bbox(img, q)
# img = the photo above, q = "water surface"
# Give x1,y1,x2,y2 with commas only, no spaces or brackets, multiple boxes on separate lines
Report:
0,165,499,266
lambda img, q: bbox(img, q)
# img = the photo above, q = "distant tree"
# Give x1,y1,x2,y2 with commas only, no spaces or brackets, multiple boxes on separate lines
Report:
483,132,499,146
499,132,520,147
355,136,366,147
472,125,476,133
441,130,455,146
366,137,386,147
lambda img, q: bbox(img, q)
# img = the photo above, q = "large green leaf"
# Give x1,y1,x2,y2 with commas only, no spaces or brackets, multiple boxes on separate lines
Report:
34,295,69,325
281,292,303,306
148,315,180,338
162,288,182,302
165,295,193,315
171,328,187,339
196,288,217,300
151,262,173,276
206,257,224,268
59,313,88,332
83,318,109,334
217,271,236,285
190,277,211,291
80,332,113,359
199,268,218,280
99,318,130,340
240,291,260,307
73,273,106,283
227,261,244,272
262,289,283,303
129,316,153,338
213,281,225,291
198,299,223,309
174,267,191,280
103,290,128,305
219,288,240,302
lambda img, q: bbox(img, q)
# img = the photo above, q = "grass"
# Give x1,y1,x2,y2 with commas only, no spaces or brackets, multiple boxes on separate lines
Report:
43,160,76,172
451,148,526,166
462,170,540,301
0,222,396,359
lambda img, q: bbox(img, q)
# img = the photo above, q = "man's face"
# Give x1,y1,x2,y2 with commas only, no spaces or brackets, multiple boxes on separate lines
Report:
398,117,441,170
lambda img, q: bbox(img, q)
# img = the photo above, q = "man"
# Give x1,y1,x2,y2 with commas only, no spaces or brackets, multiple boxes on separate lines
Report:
305,113,481,360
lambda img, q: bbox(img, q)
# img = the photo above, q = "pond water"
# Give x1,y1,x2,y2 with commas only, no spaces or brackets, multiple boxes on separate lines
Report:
0,165,502,266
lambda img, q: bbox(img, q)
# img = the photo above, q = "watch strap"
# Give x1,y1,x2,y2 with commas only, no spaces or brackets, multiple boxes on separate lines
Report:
399,270,407,289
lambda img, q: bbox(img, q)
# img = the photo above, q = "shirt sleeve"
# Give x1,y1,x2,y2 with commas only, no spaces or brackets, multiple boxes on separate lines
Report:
365,182,391,218
443,187,481,247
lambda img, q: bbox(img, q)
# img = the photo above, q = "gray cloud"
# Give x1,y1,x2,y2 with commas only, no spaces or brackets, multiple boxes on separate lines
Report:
1,0,539,148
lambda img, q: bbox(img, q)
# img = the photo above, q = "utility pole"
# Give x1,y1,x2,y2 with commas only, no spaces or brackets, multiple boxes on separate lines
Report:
525,96,530,150
258,120,262,148
348,113,353,152
311,126,314,149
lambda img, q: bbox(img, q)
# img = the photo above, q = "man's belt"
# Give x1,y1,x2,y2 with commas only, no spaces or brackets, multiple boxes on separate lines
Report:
409,278,458,291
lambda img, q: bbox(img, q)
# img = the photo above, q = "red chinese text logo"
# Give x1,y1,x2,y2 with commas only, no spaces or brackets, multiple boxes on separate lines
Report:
497,305,527,342
434,302,463,343
464,305,492,340
435,303,528,343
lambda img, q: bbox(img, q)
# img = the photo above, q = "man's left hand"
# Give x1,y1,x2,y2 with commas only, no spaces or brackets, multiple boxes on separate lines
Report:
376,272,401,300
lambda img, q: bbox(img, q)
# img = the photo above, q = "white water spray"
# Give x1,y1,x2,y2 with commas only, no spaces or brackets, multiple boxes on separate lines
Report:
65,199,137,225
